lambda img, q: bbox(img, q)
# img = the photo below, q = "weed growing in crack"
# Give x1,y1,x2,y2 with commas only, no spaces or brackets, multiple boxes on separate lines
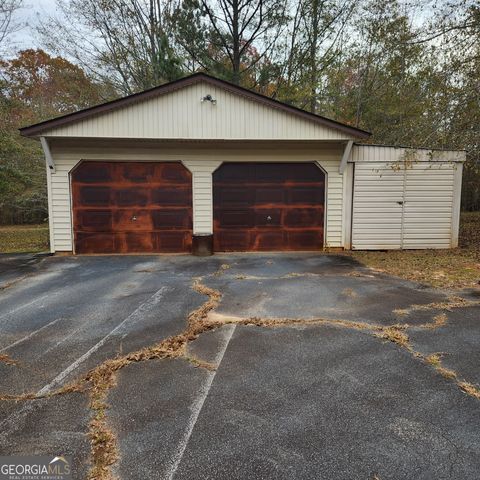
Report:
423,353,480,399
425,353,442,367
409,296,476,313
214,264,231,276
182,355,217,371
374,326,411,349
422,313,448,329
0,379,83,402
0,353,18,366
437,366,457,380
458,382,480,400
394,297,479,319
342,287,358,298
88,414,118,480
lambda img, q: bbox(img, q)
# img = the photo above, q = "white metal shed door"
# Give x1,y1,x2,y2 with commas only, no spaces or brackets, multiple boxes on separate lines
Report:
402,162,455,249
352,162,456,250
352,162,404,249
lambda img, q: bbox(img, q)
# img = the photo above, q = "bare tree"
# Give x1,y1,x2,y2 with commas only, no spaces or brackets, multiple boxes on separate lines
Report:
0,0,24,52
172,0,288,85
38,0,183,95
277,0,356,113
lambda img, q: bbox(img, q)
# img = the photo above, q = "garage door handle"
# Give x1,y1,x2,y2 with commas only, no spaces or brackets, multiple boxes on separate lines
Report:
397,201,404,205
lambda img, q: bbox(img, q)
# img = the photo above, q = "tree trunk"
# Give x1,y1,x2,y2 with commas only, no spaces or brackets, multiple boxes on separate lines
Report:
232,0,240,84
309,0,319,113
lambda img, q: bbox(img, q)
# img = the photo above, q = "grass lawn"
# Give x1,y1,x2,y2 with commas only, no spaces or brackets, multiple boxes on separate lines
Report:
0,224,49,254
348,212,480,289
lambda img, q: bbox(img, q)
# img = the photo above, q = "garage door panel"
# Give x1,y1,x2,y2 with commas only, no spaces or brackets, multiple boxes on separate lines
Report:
254,209,282,227
217,210,254,228
73,163,113,183
253,231,285,250
122,232,155,251
151,187,191,206
151,209,192,229
120,163,156,183
288,187,325,204
254,188,285,204
288,230,323,249
76,186,111,206
216,187,252,207
284,208,323,227
114,188,149,207
75,210,113,231
113,210,153,231
255,165,289,182
155,231,192,251
214,163,324,251
72,161,192,253
215,231,250,251
75,232,116,254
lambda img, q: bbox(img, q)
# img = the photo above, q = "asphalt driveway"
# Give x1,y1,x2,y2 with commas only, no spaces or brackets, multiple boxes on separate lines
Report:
0,253,479,479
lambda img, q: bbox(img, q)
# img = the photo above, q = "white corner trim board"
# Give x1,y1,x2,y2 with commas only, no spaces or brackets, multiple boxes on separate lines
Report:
339,140,353,174
40,136,55,172
451,162,463,248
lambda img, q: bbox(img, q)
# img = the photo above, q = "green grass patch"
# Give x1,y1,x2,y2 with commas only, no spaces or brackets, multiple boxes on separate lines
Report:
0,224,49,253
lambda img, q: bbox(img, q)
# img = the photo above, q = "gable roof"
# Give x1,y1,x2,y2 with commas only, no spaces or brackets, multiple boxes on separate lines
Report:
19,72,371,139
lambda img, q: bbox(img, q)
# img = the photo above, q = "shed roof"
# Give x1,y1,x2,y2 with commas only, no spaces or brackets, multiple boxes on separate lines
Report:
20,73,371,140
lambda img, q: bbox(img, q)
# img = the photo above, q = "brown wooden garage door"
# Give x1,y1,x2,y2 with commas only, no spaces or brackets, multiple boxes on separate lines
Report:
213,162,325,251
71,162,192,253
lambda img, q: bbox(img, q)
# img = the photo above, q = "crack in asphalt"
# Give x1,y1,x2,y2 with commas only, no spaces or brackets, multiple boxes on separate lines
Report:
1,265,479,480
181,354,217,371
393,296,480,316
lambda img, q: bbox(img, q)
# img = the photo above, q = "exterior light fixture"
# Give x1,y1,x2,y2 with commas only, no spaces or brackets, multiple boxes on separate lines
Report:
201,94,217,105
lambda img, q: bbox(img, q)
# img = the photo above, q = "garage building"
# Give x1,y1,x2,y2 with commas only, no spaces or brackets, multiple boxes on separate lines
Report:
20,73,466,255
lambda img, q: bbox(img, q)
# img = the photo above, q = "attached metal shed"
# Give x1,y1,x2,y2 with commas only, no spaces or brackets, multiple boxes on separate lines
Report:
20,73,465,255
350,145,465,250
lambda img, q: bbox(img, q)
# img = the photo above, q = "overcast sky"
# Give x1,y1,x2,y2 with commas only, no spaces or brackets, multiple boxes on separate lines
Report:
8,0,437,55
10,0,60,50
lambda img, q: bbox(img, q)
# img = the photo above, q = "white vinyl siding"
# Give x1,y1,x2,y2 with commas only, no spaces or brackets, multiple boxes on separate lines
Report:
44,82,351,141
182,160,222,235
48,141,346,251
49,158,74,251
351,145,465,250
